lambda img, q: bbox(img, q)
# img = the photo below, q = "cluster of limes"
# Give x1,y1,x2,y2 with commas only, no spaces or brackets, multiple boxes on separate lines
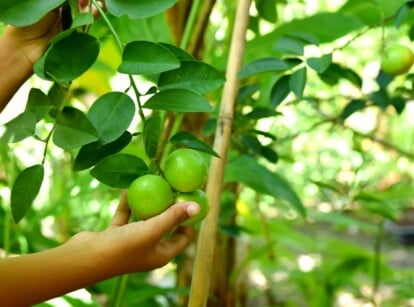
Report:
127,148,209,226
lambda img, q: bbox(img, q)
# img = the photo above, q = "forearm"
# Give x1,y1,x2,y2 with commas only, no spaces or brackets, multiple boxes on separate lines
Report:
0,232,114,306
0,30,34,111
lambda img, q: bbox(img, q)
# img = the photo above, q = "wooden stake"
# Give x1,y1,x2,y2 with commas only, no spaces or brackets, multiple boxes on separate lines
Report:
188,1,252,306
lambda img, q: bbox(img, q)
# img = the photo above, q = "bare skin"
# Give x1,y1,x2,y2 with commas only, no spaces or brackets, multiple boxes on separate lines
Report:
0,194,200,306
0,2,200,305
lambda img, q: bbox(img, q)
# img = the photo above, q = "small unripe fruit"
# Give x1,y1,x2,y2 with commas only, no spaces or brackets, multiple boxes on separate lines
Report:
127,174,173,220
175,189,209,226
163,148,208,192
381,44,414,76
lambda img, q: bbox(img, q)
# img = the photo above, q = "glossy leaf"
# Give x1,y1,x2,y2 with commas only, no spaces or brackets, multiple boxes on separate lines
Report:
289,67,307,99
340,99,366,120
73,131,132,171
11,165,44,223
319,63,362,88
159,43,195,61
225,155,306,217
53,107,99,150
270,75,291,108
238,58,293,78
118,41,180,75
144,89,213,112
307,53,332,73
87,92,135,145
169,131,219,157
158,61,225,94
143,116,161,159
71,12,94,28
369,89,389,110
25,88,53,121
90,154,148,188
1,111,37,143
106,0,177,19
35,31,100,82
0,0,65,26
255,0,277,22
244,107,280,119
273,36,305,55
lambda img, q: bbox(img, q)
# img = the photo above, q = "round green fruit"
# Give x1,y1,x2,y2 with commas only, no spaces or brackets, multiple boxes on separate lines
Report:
127,174,173,220
381,44,414,76
175,189,209,226
163,148,208,192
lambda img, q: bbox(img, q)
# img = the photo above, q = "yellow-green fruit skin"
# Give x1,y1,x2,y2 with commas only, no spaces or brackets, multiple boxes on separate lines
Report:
163,148,208,192
381,45,414,76
175,190,209,226
127,174,173,220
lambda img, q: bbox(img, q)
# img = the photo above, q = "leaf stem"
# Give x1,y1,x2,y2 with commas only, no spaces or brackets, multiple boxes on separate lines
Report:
91,0,123,52
110,274,129,307
180,0,203,50
92,0,147,124
129,75,146,124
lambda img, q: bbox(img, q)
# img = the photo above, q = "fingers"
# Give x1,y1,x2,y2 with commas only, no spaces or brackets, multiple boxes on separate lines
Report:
153,226,194,266
144,202,200,242
109,192,131,227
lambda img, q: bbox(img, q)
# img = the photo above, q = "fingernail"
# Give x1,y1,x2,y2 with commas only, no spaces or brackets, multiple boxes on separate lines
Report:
186,202,200,217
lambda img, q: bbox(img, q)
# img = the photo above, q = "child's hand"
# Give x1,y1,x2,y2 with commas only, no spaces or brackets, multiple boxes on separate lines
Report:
71,193,200,274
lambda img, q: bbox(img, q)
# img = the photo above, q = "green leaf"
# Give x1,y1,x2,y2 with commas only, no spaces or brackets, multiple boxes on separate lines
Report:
53,107,99,150
273,36,305,55
35,31,100,82
87,92,135,145
11,165,44,223
244,107,280,119
143,116,161,159
0,0,65,26
144,89,213,112
25,88,53,121
390,96,406,114
270,75,291,108
71,12,94,29
158,61,225,94
106,0,177,19
73,131,132,171
225,154,306,217
289,67,307,99
370,89,389,110
255,0,277,22
238,58,293,78
1,111,37,143
340,99,366,120
169,131,219,157
159,43,195,61
307,53,332,73
90,154,148,188
118,41,180,75
319,63,362,88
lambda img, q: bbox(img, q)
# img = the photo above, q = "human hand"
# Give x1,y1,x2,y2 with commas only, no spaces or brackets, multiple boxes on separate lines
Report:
74,193,200,275
3,1,96,67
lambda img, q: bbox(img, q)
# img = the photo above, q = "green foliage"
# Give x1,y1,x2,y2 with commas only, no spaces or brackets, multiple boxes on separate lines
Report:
2,0,414,306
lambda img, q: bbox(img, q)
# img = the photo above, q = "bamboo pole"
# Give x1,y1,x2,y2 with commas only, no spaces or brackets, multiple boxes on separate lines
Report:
188,1,252,306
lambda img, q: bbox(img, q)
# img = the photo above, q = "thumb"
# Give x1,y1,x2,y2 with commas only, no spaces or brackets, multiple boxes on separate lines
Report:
144,202,200,241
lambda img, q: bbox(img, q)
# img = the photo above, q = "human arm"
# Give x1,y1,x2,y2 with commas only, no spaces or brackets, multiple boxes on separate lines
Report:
0,194,200,306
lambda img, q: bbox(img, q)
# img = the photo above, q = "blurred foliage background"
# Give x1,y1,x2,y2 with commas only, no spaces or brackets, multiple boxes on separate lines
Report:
2,0,414,306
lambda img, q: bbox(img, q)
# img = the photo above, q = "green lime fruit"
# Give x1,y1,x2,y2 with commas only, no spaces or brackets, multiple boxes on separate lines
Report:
127,174,173,220
163,148,208,192
381,44,414,76
175,189,209,226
